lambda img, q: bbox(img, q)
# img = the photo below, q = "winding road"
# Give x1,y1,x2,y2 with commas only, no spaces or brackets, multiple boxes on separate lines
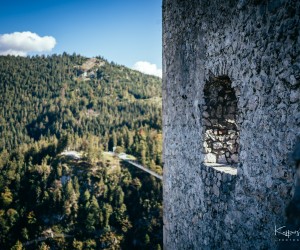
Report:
116,153,162,180
63,150,163,181
23,233,73,246
122,159,163,180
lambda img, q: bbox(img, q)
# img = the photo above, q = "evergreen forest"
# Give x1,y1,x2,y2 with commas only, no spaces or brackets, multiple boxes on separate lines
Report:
0,54,162,249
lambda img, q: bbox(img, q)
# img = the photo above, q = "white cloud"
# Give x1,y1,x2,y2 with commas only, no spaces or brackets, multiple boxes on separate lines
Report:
132,61,162,78
0,31,56,56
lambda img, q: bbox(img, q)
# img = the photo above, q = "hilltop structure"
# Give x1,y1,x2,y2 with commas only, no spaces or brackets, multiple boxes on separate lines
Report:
162,0,300,249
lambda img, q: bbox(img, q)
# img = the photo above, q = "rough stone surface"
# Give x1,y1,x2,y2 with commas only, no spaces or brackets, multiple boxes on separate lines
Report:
203,76,239,164
163,0,300,249
278,141,300,249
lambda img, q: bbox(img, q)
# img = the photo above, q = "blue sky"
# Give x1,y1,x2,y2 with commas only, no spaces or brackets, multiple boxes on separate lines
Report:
0,0,162,76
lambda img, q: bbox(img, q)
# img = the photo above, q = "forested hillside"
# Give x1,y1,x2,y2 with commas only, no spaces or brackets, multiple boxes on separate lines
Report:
0,54,162,249
0,53,162,168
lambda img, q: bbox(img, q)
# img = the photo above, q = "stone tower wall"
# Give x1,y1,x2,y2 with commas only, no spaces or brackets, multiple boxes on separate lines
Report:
163,0,300,249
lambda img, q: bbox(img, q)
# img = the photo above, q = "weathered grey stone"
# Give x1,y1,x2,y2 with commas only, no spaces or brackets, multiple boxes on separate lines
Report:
218,154,227,163
231,154,239,163
213,142,223,149
213,184,220,197
205,178,211,186
204,153,216,163
203,111,209,118
163,0,299,249
290,90,299,103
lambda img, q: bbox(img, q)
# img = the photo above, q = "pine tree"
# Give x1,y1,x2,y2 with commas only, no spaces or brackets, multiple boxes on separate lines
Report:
11,240,23,250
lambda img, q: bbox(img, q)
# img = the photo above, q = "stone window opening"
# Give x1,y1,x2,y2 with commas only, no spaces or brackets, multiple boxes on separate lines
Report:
202,75,239,165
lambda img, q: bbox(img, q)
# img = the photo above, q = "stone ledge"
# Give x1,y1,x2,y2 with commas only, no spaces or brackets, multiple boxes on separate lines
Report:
203,163,237,175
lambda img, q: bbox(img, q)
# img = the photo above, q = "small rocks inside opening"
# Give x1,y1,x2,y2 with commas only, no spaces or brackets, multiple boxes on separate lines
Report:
203,75,239,164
